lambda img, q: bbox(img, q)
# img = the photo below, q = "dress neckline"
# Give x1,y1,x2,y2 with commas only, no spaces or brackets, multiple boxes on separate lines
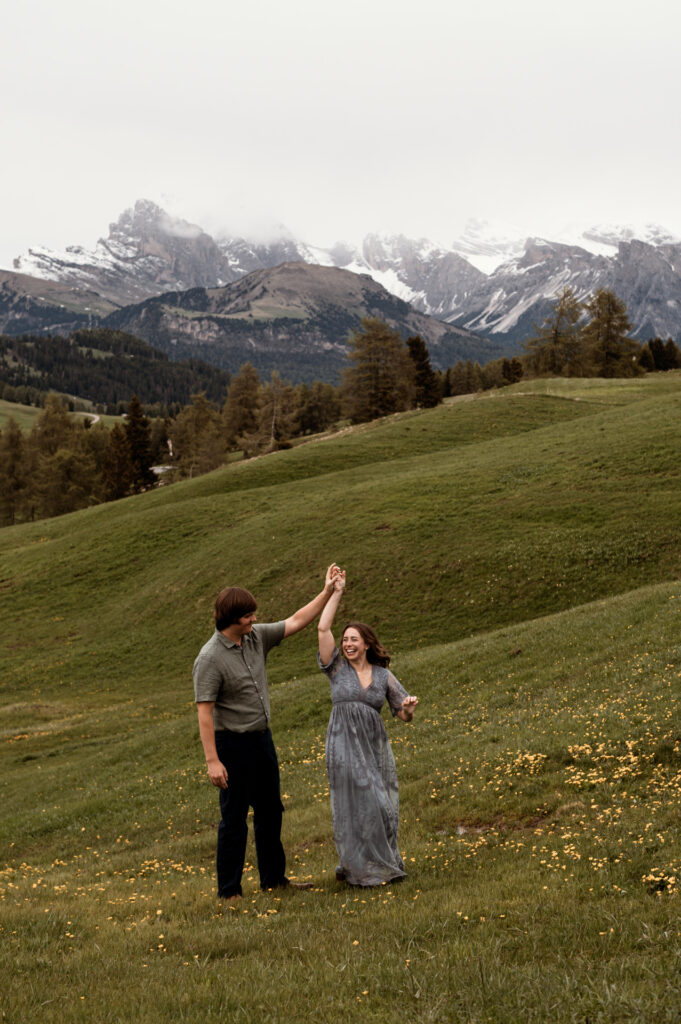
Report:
351,663,374,691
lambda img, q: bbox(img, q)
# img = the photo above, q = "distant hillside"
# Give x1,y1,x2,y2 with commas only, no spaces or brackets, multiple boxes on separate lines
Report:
0,328,231,410
103,262,505,382
0,269,116,336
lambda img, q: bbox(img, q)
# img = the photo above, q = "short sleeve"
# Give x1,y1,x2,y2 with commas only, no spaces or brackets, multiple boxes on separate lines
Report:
317,646,341,676
193,651,223,703
386,669,409,716
253,621,286,656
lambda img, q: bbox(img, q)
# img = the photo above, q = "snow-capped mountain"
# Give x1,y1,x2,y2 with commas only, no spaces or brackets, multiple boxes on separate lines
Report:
13,200,237,304
9,200,681,346
444,233,681,345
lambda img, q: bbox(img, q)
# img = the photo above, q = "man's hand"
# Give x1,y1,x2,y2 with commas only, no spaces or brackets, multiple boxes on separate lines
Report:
206,758,229,789
325,563,342,592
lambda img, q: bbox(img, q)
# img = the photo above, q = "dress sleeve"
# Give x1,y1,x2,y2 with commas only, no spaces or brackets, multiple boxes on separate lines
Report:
386,669,410,716
317,646,341,676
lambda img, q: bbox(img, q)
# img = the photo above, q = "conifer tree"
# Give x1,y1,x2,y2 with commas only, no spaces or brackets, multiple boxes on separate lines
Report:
342,318,415,423
446,362,468,396
124,395,155,492
222,363,261,449
101,423,134,500
406,336,441,408
293,381,341,435
257,372,297,451
502,357,524,384
32,393,74,455
169,393,227,478
0,418,28,525
524,286,584,375
464,360,484,393
580,289,639,377
663,338,681,369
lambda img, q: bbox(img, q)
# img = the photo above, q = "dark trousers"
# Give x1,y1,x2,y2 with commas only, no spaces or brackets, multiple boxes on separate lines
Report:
214,728,287,898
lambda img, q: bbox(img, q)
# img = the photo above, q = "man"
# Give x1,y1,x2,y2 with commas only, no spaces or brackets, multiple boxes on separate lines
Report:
193,565,339,900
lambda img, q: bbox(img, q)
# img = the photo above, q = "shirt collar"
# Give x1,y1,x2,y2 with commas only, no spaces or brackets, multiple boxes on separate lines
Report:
214,628,253,650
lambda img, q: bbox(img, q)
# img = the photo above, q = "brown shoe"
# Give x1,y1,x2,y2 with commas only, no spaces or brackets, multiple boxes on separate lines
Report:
288,881,314,890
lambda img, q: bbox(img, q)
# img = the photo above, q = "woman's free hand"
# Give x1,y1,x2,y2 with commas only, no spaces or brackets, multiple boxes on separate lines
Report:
399,695,419,722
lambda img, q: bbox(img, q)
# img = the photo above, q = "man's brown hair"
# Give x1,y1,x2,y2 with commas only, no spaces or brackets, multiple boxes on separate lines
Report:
214,587,257,631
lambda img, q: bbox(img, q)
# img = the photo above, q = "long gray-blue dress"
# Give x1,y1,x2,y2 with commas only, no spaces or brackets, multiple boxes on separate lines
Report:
318,647,411,886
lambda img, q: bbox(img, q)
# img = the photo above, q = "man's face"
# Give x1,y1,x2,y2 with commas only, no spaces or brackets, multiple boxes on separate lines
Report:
236,612,257,634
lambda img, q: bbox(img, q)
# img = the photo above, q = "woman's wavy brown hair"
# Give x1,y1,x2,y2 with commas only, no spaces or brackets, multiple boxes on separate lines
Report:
342,621,391,667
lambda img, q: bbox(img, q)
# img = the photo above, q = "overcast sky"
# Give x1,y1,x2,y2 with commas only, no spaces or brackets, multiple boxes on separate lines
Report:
3,0,680,267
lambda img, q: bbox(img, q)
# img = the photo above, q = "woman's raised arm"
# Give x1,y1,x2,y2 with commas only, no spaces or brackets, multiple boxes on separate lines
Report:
318,570,345,664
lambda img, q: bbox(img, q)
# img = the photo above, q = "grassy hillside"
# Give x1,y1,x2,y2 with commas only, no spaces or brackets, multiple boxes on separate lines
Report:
2,374,681,1022
0,398,122,432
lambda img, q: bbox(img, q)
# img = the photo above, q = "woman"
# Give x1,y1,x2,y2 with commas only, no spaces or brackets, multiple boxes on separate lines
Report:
317,569,418,886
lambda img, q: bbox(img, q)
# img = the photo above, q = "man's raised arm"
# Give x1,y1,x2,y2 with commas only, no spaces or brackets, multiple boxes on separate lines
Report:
283,564,340,638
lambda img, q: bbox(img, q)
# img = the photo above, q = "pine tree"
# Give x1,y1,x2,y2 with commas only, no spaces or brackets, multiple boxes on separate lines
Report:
0,418,28,525
663,338,681,369
124,395,155,492
101,423,134,500
406,336,441,407
341,318,416,424
638,343,656,372
502,357,524,384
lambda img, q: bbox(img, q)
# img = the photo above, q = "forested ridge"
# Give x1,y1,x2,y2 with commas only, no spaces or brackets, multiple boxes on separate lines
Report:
0,328,230,412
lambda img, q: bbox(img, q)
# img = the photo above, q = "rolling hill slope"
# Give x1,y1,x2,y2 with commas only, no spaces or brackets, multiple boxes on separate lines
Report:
2,374,681,1021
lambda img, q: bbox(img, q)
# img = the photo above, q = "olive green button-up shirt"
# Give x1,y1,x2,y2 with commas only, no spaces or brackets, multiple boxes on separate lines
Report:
193,622,286,732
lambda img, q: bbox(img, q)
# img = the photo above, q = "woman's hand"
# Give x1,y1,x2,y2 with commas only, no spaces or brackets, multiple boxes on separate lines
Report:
333,569,346,592
397,695,419,722
325,563,342,593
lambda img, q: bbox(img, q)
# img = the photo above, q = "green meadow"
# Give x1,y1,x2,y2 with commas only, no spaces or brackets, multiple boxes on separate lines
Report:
2,374,681,1022
0,398,122,432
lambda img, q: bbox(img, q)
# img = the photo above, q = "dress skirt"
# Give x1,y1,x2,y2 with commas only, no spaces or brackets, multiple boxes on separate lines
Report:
326,700,406,886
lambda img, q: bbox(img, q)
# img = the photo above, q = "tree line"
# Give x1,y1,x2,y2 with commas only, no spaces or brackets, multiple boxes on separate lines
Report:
2,294,680,526
443,287,681,396
0,320,439,524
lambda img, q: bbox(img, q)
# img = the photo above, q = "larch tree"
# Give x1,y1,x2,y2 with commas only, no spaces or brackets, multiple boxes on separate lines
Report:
524,286,584,375
222,363,261,452
580,289,639,377
341,318,415,424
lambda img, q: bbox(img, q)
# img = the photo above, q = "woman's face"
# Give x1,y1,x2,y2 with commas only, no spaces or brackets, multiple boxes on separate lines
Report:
342,628,368,662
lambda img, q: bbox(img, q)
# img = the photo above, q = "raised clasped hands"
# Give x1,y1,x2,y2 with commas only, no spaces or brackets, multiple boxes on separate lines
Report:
326,563,346,592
